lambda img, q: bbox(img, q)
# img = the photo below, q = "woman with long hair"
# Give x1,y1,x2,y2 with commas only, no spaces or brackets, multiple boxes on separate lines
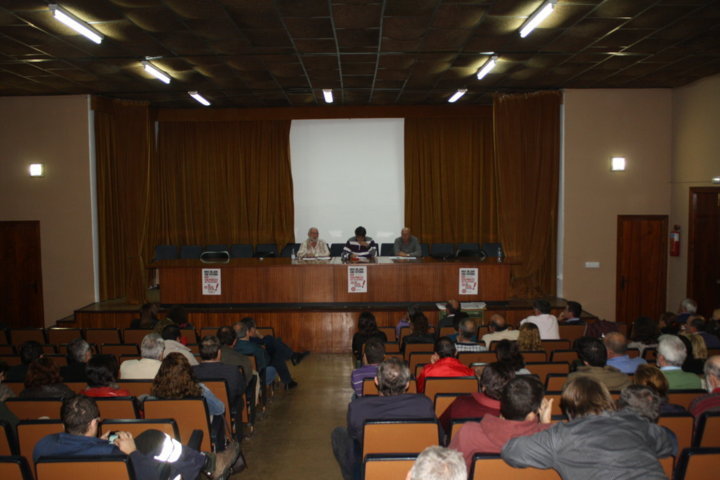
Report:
633,364,686,414
351,312,387,364
517,323,542,352
20,357,74,399
495,340,530,375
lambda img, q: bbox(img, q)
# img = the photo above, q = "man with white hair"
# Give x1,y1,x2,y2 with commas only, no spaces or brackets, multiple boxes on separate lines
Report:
407,446,466,480
690,355,720,418
297,226,329,258
676,298,697,324
119,333,164,379
657,334,701,390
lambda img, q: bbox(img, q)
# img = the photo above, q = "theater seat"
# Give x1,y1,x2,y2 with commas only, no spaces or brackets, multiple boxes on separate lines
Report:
363,454,417,480
0,456,33,480
469,453,561,479
36,456,135,480
362,419,440,458
674,447,720,480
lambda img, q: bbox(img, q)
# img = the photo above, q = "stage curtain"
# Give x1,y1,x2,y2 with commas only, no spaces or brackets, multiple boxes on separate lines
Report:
404,110,498,245
148,120,294,249
493,91,561,297
94,98,153,303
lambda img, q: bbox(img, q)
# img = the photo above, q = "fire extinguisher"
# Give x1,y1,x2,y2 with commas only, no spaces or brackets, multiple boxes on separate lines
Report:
670,225,681,256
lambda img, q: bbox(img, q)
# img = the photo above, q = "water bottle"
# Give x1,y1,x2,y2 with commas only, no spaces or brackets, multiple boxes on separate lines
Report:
291,248,297,260
497,246,504,263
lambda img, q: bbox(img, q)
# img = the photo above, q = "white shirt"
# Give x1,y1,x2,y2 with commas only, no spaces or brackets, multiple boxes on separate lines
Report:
119,358,162,379
482,329,520,346
297,238,330,258
520,314,560,340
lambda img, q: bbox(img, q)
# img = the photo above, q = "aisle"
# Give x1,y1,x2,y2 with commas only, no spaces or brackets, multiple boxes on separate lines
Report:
232,354,353,480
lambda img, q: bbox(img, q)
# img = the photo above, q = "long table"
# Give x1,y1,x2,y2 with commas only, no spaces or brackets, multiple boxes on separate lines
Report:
150,257,512,305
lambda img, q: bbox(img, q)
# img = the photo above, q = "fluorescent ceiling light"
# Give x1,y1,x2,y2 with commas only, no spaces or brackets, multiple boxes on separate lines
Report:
29,164,44,177
188,91,211,106
611,156,626,172
448,89,467,103
520,0,556,39
49,4,103,44
142,61,171,84
322,89,333,103
476,56,497,80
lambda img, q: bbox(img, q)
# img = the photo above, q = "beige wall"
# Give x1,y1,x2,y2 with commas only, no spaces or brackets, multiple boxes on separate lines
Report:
668,74,720,310
562,89,673,321
0,95,95,326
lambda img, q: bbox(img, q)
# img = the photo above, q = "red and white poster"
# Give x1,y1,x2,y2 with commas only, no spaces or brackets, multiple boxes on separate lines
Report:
348,266,368,293
459,268,478,295
202,268,222,295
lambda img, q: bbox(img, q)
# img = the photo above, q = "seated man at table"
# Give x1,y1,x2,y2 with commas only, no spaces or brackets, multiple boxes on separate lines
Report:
416,337,474,393
393,227,421,257
297,226,330,258
342,226,377,260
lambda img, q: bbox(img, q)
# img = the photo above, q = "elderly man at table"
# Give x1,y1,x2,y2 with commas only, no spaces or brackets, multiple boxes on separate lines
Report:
297,226,330,258
393,227,422,257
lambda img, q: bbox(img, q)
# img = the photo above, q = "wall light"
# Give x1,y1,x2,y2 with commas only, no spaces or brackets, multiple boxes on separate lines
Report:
476,56,498,80
322,89,333,103
712,176,720,184
448,89,467,103
188,91,211,106
611,156,626,172
519,0,557,38
49,4,103,44
29,164,44,177
142,61,171,84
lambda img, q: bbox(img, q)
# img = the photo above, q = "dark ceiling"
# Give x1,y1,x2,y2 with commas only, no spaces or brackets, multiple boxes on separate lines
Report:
1,0,719,108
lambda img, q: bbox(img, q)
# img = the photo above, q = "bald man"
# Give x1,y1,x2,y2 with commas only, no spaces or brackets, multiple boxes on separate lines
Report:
482,314,519,345
297,227,329,258
393,227,421,257
604,332,646,374
690,355,720,418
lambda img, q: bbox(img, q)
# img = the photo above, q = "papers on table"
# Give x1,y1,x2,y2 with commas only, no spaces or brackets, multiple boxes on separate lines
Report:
300,256,331,261
436,302,487,310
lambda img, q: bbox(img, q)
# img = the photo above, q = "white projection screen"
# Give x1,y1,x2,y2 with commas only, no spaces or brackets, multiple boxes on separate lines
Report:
290,118,405,246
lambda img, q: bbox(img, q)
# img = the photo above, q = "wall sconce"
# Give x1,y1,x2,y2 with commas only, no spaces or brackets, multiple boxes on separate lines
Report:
712,176,720,184
29,164,44,177
611,156,626,172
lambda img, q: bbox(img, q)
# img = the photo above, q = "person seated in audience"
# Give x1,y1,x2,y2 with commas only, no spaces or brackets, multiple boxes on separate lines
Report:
481,313,519,346
351,311,387,364
675,298,698,325
502,377,676,479
350,338,385,397
6,341,44,382
61,338,92,382
416,337,475,393
331,358,434,480
216,326,259,426
679,332,707,375
297,226,330,258
496,340,530,375
395,304,422,339
627,316,661,356
449,376,553,468
685,315,720,349
408,446,466,480
519,299,559,340
439,362,515,434
33,395,241,480
517,323,543,352
119,333,164,380
342,226,377,260
453,317,486,353
437,300,461,330
234,318,297,389
19,357,74,399
393,227,422,257
689,355,720,418
161,324,198,366
166,305,193,344
81,354,131,398
0,361,15,402
136,302,160,329
238,316,308,366
633,364,687,414
659,311,682,335
232,321,277,389
557,300,584,324
604,332,646,374
657,334,702,390
401,312,435,352
564,337,631,391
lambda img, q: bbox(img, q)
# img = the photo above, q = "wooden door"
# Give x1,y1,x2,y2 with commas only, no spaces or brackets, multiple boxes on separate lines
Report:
616,215,668,324
0,221,44,327
688,187,720,317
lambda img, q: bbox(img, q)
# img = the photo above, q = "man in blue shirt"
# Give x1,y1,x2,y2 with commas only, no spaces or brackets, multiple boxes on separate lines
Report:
604,332,646,374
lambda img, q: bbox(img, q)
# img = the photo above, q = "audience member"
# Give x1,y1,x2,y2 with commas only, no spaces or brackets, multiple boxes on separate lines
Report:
352,312,387,364
685,315,720,349
616,384,664,422
558,301,583,324
216,326,255,379
396,304,422,339
437,300,461,330
350,338,385,397
82,354,130,398
495,340,530,375
331,358,434,480
297,226,330,258
502,377,676,479
407,446,466,480
235,317,301,388
659,311,681,335
402,312,435,351
161,324,198,366
604,332,646,374
519,299,559,340
453,317,486,353
517,323,543,352
20,357,74,399
416,338,474,393
481,313,519,345
6,341,44,382
564,337,631,391
61,338,92,382
689,355,720,418
675,298,697,325
633,364,687,414
657,334,701,389
680,332,707,375
449,376,552,468
233,320,281,388
166,305,192,343
627,316,661,356
137,302,160,329
119,333,164,379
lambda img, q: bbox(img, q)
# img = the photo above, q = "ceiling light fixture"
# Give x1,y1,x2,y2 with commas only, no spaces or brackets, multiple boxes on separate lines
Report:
519,0,557,39
142,61,171,84
476,56,498,80
448,89,467,103
322,89,333,103
611,156,626,172
29,164,44,177
188,91,211,106
49,4,103,44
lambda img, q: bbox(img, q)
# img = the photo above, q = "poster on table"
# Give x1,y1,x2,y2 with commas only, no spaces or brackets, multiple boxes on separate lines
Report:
459,268,478,295
202,268,222,295
348,266,368,293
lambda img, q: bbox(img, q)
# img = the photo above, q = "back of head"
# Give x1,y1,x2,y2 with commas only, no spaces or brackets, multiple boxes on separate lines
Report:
358,312,377,334
603,332,627,355
533,299,551,314
657,334,687,366
409,446,466,480
66,338,91,365
567,301,582,318
407,304,422,317
152,352,201,398
435,337,456,359
161,324,181,342
517,323,541,350
458,318,477,339
140,333,164,360
574,336,607,367
489,313,507,331
377,357,410,396
686,332,708,360
561,376,615,419
631,316,660,343
25,357,62,388
19,341,44,365
199,335,221,361
704,356,720,385
618,384,661,422
411,313,430,335
495,340,525,371
217,326,236,346
166,305,188,325
364,338,385,365
680,298,697,314
633,363,669,398
241,317,256,331
234,320,249,339
62,395,99,435
479,362,516,400
85,354,118,388
501,376,544,421
689,316,706,332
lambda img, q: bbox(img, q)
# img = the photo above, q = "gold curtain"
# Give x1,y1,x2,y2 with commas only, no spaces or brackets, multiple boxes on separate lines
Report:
493,91,561,297
404,111,498,245
148,120,294,248
94,98,153,303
